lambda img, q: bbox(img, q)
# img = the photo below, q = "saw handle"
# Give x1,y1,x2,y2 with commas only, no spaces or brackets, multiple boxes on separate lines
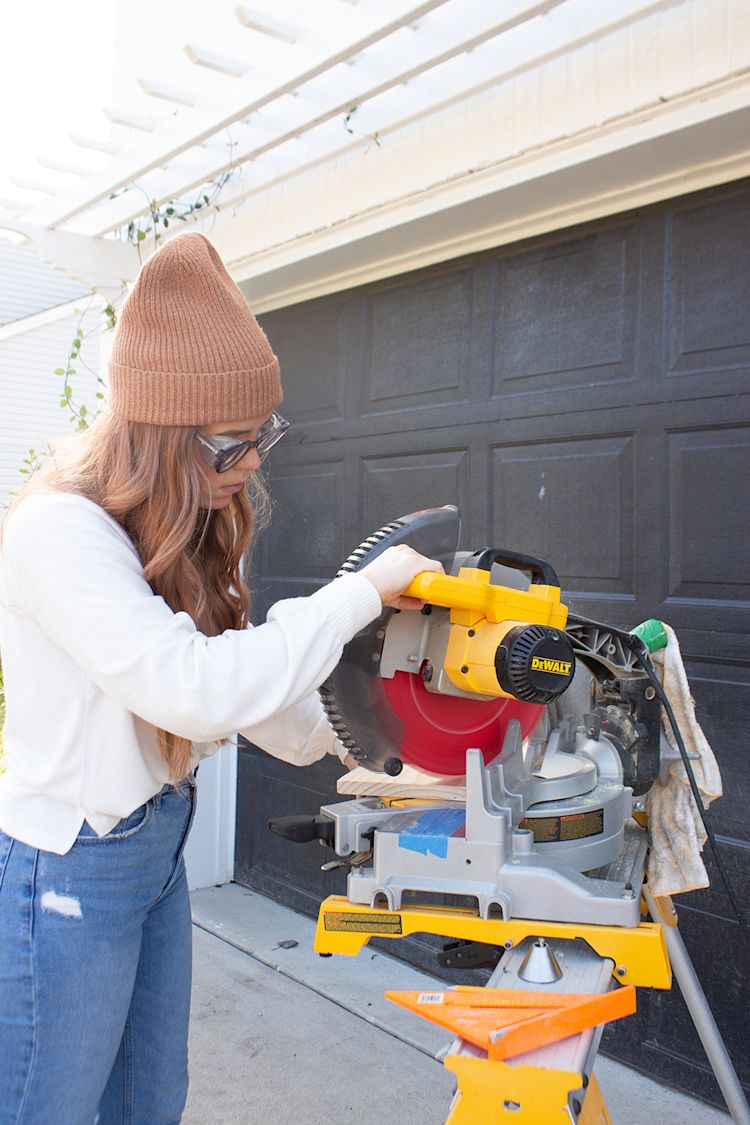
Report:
268,814,335,845
462,548,560,588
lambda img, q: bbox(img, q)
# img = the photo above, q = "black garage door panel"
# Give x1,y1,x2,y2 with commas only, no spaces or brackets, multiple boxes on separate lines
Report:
235,178,750,1106
235,751,348,911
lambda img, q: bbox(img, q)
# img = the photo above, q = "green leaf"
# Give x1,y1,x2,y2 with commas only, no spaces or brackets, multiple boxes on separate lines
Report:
137,230,147,242
96,392,105,400
163,218,168,227
54,368,65,375
203,194,209,204
79,404,87,418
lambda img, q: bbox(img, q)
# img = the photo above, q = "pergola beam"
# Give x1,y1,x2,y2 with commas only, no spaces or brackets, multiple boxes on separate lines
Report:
0,217,140,300
72,0,567,237
77,0,681,240
22,0,449,230
234,7,303,44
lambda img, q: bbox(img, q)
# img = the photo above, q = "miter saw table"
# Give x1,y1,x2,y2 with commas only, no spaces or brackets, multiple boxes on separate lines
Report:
268,506,748,1125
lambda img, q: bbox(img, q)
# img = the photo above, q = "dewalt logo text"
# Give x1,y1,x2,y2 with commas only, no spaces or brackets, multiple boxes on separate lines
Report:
531,656,572,676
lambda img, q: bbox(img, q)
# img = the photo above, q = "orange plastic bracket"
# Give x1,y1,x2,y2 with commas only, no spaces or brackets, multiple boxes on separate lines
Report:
386,984,636,1061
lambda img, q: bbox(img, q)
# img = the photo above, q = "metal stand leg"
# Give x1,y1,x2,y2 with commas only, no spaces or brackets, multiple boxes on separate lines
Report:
644,888,750,1125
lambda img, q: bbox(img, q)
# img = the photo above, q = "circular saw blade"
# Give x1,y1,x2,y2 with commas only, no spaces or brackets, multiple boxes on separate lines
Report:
381,672,542,775
319,507,542,774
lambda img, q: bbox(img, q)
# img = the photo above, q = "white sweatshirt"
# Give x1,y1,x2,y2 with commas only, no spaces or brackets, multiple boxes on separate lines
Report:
0,490,382,855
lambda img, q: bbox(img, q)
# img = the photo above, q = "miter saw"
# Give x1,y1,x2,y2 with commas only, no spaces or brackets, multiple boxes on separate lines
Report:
267,506,748,1125
271,505,660,929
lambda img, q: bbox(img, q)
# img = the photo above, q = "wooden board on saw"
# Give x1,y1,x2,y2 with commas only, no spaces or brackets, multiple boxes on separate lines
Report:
337,763,466,800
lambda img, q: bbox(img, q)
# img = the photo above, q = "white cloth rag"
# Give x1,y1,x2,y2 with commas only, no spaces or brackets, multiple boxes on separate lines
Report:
645,623,722,898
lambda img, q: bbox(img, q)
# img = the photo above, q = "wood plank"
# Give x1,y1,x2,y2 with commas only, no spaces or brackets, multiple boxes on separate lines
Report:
337,763,466,800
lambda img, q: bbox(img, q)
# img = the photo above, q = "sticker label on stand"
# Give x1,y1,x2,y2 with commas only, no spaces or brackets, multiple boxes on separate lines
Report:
324,911,403,934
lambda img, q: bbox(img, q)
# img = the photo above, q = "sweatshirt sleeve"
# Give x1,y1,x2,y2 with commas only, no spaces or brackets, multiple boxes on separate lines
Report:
3,492,381,744
240,690,348,767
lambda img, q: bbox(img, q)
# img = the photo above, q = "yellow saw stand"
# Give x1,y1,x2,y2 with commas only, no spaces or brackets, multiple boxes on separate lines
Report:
315,895,670,1124
314,892,749,1124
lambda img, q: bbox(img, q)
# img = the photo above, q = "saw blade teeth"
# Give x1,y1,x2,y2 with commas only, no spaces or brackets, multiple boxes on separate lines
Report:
319,683,364,756
323,515,413,762
335,520,406,576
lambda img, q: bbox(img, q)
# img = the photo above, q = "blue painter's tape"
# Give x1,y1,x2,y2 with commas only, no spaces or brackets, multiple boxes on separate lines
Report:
398,809,466,859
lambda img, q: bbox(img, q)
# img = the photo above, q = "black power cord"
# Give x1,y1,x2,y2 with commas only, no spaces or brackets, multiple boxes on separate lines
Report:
568,613,745,928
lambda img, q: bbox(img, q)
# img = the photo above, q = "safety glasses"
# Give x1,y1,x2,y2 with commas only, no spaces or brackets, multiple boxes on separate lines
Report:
195,411,289,473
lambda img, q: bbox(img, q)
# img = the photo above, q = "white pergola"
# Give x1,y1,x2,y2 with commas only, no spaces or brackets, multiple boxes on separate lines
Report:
2,0,749,306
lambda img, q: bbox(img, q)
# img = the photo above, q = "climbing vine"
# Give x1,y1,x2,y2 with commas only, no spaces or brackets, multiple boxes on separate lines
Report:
50,299,116,432
343,105,381,151
110,167,237,261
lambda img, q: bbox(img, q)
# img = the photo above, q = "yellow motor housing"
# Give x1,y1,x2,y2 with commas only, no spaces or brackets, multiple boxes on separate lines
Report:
405,566,575,703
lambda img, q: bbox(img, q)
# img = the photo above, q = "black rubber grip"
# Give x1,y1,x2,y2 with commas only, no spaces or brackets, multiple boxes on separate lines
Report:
267,815,335,844
463,548,560,587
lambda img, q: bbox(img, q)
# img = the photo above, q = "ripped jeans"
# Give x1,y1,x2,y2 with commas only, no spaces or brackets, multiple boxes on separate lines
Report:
0,780,196,1125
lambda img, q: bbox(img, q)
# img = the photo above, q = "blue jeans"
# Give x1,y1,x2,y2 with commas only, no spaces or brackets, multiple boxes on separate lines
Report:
0,779,196,1125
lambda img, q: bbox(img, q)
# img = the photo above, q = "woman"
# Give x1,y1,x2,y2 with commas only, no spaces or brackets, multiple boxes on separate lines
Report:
0,232,440,1124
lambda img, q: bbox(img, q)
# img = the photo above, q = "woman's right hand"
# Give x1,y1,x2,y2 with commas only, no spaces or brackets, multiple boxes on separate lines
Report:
358,544,444,611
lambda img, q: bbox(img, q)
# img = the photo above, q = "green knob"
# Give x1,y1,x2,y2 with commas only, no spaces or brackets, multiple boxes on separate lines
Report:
631,618,668,652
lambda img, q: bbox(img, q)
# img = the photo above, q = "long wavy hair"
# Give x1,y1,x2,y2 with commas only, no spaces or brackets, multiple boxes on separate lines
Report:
11,409,270,780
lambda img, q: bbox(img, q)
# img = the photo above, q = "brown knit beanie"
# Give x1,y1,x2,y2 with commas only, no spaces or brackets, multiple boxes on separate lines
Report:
109,232,282,425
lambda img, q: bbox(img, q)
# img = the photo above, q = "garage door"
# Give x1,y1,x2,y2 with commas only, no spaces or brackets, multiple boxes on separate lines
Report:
235,177,750,1106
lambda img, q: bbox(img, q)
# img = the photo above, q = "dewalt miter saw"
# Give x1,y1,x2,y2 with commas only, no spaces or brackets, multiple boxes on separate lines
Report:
273,505,657,928
268,506,748,1125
